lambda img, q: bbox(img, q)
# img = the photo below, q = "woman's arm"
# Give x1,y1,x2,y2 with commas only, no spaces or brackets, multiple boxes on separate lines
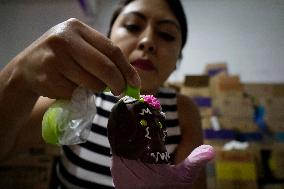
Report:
0,64,53,160
0,60,40,160
0,18,140,161
12,97,55,156
175,93,207,189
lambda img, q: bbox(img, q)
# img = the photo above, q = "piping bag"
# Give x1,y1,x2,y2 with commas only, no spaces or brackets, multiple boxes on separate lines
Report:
42,86,140,145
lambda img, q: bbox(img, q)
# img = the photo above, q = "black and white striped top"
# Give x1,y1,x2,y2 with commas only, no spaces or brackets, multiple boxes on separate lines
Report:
56,87,181,189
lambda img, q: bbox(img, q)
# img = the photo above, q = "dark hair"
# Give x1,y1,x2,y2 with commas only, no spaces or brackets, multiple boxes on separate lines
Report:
107,0,188,50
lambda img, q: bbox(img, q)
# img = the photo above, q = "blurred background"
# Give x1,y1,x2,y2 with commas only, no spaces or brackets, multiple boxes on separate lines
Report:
1,0,284,83
0,0,284,188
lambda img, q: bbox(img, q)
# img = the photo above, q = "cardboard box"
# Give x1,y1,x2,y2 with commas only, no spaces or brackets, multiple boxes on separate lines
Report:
244,83,274,97
204,63,228,77
192,97,213,117
270,146,284,179
215,150,258,189
244,83,284,97
266,120,284,133
204,129,235,140
184,75,209,87
199,107,213,118
202,117,212,129
262,97,284,120
213,96,254,118
218,117,258,132
272,84,284,97
180,86,211,97
210,74,244,98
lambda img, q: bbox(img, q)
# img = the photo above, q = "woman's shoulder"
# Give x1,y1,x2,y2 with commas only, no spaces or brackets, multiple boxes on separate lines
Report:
176,92,200,120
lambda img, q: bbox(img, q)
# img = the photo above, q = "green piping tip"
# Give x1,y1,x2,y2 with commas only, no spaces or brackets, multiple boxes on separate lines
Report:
124,85,140,99
42,100,69,145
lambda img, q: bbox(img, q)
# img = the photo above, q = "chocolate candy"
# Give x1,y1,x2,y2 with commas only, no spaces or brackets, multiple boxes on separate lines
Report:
107,96,169,164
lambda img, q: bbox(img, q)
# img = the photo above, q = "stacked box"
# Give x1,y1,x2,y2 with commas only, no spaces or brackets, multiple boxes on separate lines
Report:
270,145,284,180
168,64,284,188
262,97,284,121
218,117,258,132
210,73,244,98
192,96,213,118
180,75,214,130
244,83,284,142
244,83,284,98
181,75,211,97
208,73,262,139
272,84,284,97
215,149,258,189
204,62,228,77
203,129,235,147
213,96,254,119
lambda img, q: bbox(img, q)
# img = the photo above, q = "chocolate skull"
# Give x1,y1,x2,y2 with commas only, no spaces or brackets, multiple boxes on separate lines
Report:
107,96,169,164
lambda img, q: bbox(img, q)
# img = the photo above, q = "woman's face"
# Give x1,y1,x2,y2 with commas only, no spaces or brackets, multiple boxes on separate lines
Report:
110,0,182,94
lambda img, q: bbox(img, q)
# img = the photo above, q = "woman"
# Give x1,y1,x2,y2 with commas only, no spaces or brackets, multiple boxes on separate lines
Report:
0,0,214,188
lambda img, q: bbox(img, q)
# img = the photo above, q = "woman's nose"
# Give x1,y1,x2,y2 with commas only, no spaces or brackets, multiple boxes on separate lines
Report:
137,29,156,53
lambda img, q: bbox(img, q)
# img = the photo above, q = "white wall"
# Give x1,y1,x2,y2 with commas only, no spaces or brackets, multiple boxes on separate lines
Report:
1,0,284,83
170,0,284,83
0,0,86,66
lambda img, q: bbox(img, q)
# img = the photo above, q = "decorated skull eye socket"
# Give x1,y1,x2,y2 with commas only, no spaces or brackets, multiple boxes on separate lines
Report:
140,119,148,127
156,120,163,128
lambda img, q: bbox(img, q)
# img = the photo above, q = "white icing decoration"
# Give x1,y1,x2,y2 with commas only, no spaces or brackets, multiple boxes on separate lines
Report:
139,108,152,115
145,127,151,139
150,152,170,163
162,130,167,142
160,111,166,118
121,96,136,103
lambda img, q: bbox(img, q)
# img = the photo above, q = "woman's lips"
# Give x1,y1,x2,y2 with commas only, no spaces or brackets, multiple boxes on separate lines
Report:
131,59,155,71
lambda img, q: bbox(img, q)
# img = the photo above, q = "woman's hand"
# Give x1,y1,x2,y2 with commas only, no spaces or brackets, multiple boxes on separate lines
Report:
0,18,140,158
111,145,215,189
10,18,140,99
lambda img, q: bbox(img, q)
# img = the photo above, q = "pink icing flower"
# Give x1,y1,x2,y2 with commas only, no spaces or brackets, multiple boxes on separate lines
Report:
142,95,161,110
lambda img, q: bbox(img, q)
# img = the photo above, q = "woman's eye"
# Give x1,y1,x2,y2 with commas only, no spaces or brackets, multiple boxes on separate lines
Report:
158,32,175,41
124,24,141,32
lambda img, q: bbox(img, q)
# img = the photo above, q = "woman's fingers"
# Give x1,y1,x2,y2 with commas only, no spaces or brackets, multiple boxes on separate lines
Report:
67,36,126,95
18,18,140,99
78,21,141,90
57,49,107,93
50,18,140,95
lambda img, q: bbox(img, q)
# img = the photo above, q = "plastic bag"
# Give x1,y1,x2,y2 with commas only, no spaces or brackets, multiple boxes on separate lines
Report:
42,86,96,145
